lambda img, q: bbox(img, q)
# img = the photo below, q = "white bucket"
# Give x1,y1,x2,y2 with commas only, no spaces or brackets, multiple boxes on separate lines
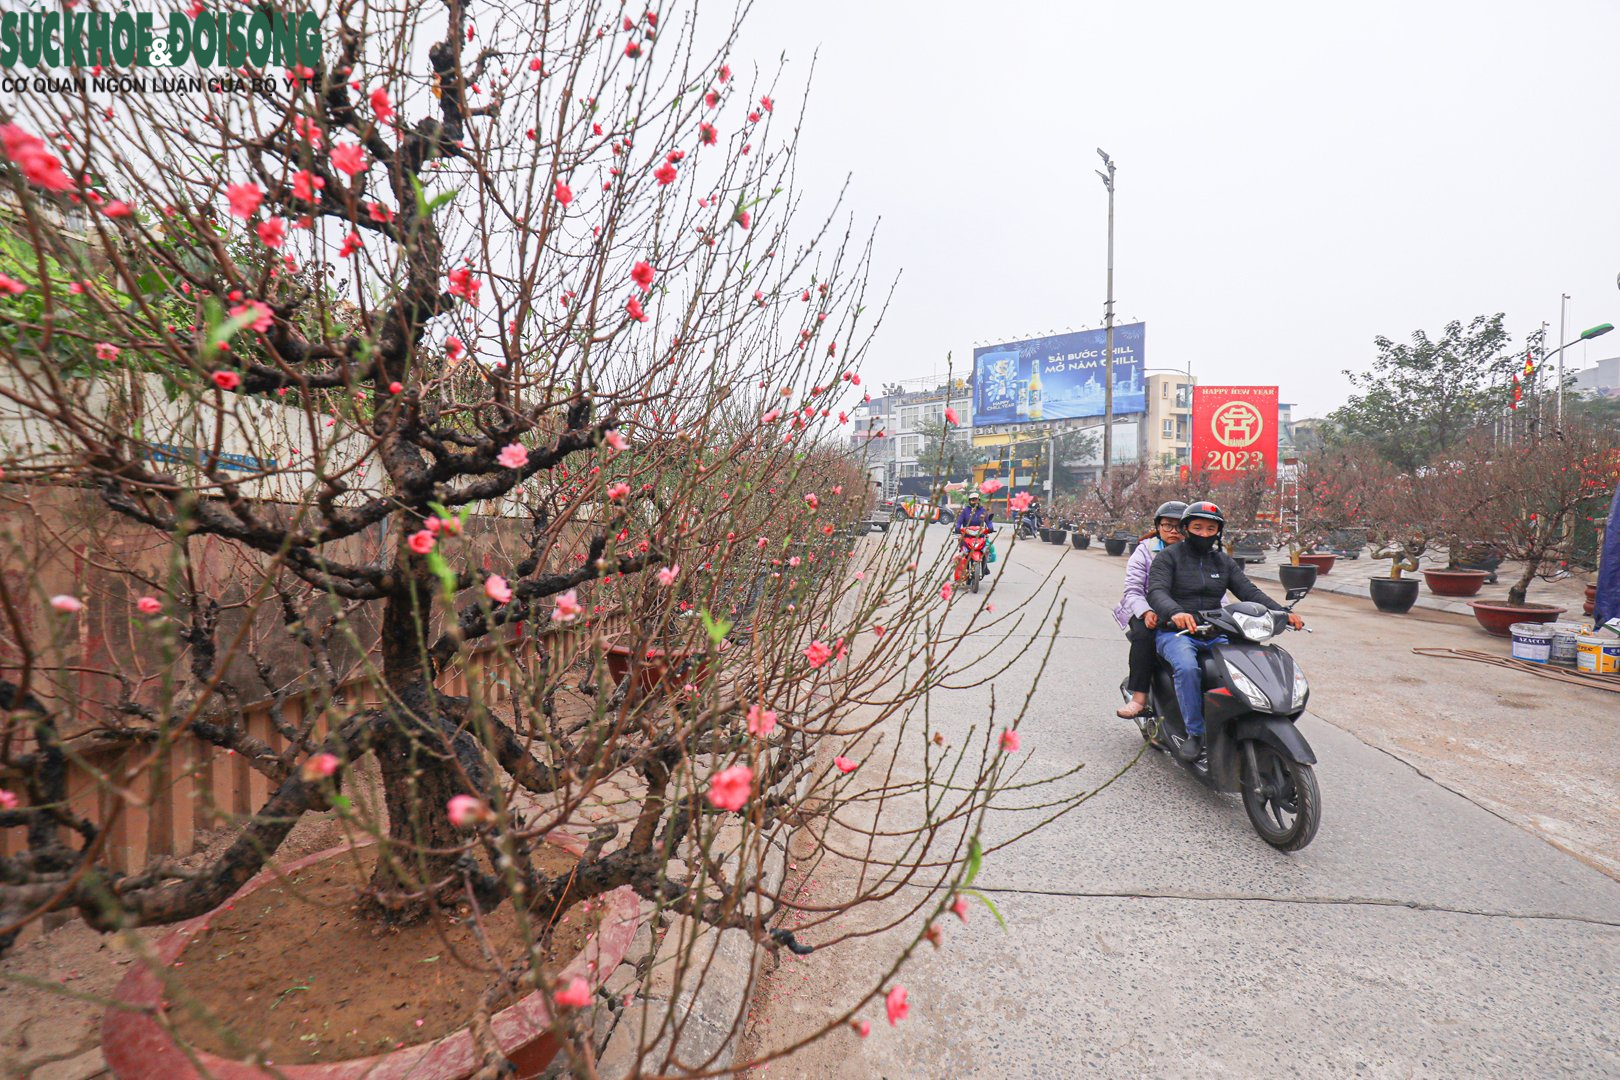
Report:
1547,621,1590,667
1509,622,1554,664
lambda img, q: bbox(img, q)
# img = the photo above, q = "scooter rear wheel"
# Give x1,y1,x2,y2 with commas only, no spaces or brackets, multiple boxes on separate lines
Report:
968,559,982,593
1241,743,1320,851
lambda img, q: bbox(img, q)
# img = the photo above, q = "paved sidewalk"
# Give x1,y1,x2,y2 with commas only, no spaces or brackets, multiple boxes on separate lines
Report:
1235,550,1592,618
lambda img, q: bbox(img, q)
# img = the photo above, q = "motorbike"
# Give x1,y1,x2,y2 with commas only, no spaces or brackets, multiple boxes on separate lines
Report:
955,524,990,593
1126,587,1321,851
1015,512,1041,540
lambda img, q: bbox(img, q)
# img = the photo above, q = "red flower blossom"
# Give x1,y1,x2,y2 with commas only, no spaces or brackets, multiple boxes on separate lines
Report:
699,123,718,145
225,182,263,219
626,295,648,322
630,260,655,291
256,217,286,247
654,161,677,185
368,86,393,123
330,142,367,177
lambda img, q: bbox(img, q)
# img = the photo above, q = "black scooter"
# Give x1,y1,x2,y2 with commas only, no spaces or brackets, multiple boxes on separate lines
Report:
1127,587,1321,851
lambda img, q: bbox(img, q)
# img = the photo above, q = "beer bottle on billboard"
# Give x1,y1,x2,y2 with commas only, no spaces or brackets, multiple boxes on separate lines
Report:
1015,378,1029,422
1028,364,1044,421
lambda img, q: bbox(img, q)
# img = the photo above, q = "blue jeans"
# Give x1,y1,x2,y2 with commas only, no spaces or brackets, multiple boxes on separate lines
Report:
1154,630,1226,737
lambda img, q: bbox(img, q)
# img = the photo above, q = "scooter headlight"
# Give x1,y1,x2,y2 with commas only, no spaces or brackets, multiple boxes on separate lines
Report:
1230,610,1276,643
1291,665,1309,710
1227,667,1271,711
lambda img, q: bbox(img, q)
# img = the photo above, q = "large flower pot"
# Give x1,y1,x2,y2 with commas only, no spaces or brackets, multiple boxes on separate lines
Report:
1423,568,1489,598
606,643,713,694
1103,538,1127,557
1369,576,1420,614
103,839,642,1080
1070,533,1090,550
1467,601,1566,637
1277,564,1318,593
1047,529,1067,545
1296,553,1336,575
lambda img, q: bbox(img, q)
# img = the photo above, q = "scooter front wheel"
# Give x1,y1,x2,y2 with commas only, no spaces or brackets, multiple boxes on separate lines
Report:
1241,743,1320,851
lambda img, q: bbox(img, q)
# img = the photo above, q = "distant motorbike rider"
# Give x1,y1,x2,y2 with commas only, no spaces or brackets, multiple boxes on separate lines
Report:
1146,501,1303,762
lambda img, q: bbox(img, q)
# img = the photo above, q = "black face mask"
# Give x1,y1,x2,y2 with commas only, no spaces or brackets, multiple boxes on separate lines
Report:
1184,532,1218,556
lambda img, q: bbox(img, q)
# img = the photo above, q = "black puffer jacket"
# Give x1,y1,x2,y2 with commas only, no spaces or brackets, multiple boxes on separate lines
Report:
1146,541,1284,621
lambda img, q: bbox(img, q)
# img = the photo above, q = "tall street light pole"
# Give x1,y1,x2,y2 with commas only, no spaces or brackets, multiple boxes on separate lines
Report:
1096,149,1116,482
1558,293,1569,426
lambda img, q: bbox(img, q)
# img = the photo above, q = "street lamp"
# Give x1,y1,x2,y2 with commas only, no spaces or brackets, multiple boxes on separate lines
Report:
1095,148,1116,481
1551,321,1615,426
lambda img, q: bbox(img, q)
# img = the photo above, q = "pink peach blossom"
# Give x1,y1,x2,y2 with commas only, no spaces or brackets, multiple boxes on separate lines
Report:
300,753,339,782
944,406,960,425
552,589,582,622
747,704,777,737
834,756,858,774
50,595,82,613
1000,729,1021,752
979,478,1004,495
803,493,819,510
630,261,655,291
498,443,528,469
1009,491,1033,513
804,640,832,668
136,596,162,615
0,790,17,810
706,764,753,811
605,430,630,452
329,142,367,176
553,977,591,1008
225,182,262,219
407,530,435,555
940,583,953,601
951,896,969,923
95,342,119,361
256,217,286,247
554,180,573,205
885,986,908,1025
447,794,494,827
606,481,631,501
657,565,680,587
484,575,513,604
212,370,241,391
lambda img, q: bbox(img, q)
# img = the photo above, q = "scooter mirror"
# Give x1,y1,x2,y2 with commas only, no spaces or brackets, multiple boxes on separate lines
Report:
1284,586,1311,602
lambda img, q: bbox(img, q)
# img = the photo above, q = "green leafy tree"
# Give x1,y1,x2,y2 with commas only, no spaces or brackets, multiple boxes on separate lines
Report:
1330,315,1519,470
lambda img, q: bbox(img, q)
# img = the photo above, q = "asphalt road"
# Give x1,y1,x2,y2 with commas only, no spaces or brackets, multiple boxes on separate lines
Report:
739,524,1620,1079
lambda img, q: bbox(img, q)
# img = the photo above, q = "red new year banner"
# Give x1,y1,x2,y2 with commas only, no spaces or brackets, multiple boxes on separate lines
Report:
1191,386,1279,482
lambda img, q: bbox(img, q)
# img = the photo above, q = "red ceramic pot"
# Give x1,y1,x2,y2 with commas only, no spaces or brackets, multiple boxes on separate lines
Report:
1296,553,1336,575
1422,569,1490,597
103,837,641,1080
604,643,715,695
1467,601,1566,637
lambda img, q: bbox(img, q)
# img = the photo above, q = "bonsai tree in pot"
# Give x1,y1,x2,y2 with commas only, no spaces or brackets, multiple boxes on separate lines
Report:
1199,465,1275,565
0,5,1105,1074
1362,460,1429,614
1435,425,1620,634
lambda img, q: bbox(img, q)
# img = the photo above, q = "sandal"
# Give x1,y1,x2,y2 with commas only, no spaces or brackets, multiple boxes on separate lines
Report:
1116,700,1150,719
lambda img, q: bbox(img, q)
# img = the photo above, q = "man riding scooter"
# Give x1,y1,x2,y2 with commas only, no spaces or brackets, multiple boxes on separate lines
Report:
1146,501,1304,763
953,491,994,536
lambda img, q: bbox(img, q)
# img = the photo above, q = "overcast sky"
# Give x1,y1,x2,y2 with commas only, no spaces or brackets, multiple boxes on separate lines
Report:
731,0,1620,418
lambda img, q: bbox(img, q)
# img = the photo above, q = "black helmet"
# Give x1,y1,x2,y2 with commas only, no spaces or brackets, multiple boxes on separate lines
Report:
1153,501,1188,526
1181,500,1225,531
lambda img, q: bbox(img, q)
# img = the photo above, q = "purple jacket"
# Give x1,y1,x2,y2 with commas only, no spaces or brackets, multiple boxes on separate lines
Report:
1112,538,1164,630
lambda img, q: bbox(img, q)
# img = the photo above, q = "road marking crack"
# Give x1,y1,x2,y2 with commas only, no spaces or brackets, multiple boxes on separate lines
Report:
966,884,1620,928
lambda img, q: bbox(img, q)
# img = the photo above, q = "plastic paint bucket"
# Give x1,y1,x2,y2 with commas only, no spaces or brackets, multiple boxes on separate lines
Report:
1547,622,1590,667
1509,623,1554,664
1575,634,1620,675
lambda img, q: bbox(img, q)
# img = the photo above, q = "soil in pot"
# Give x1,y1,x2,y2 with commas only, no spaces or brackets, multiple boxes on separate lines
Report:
1369,576,1420,614
166,845,601,1065
1423,568,1489,598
